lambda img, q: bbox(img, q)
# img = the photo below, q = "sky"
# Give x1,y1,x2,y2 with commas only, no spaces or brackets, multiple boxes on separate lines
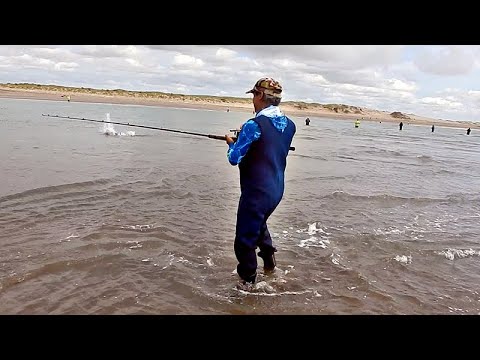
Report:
1,45,480,122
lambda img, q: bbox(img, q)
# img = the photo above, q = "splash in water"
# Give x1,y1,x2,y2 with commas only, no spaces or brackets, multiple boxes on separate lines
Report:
101,113,135,136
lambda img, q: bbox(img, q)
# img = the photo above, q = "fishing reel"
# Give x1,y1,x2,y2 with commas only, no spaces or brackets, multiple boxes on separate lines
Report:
229,129,241,137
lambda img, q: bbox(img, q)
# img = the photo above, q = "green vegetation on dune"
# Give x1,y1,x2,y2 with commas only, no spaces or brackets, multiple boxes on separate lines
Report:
0,82,368,113
0,82,253,104
2,82,476,125
1,83,431,121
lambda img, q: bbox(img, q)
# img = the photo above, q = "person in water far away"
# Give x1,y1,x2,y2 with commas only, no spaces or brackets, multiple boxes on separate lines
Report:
225,77,296,285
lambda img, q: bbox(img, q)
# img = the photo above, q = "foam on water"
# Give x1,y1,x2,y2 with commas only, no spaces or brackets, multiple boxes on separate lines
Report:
235,280,312,297
296,222,331,248
121,224,155,231
436,248,480,260
394,255,412,264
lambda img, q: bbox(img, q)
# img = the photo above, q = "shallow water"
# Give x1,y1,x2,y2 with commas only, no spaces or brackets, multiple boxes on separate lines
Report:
1,98,479,314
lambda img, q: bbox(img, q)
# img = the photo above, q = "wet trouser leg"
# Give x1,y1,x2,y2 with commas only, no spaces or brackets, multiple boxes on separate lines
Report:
234,194,279,282
258,221,273,251
257,221,277,270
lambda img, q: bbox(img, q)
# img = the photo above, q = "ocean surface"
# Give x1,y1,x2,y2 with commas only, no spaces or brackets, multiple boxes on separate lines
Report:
1,97,479,314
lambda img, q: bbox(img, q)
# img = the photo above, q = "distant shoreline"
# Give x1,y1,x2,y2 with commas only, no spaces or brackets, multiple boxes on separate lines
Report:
1,83,478,130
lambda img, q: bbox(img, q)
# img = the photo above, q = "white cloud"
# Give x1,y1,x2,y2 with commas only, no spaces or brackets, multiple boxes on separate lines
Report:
420,97,463,108
414,46,476,76
78,45,141,58
215,47,236,59
2,45,480,121
385,78,416,92
54,62,78,71
125,58,142,67
172,54,204,68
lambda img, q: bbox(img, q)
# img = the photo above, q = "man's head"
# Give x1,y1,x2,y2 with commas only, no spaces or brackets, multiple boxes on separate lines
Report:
246,77,282,112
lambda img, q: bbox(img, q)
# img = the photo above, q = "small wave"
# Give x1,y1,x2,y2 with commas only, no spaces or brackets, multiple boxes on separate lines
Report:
337,155,358,161
0,178,115,207
436,169,456,175
363,149,405,157
445,193,480,203
235,281,312,297
330,253,341,265
436,248,480,260
120,224,156,231
299,237,329,249
296,135,318,141
307,222,324,235
416,155,433,161
295,222,331,249
295,222,330,236
374,227,405,235
322,191,456,205
394,255,412,264
290,154,327,161
60,234,80,242
0,253,124,293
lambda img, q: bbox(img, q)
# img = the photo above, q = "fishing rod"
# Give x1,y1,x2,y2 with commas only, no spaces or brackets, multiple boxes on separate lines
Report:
41,114,296,151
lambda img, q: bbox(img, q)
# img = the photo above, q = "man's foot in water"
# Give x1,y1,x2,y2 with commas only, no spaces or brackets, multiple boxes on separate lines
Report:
258,250,276,273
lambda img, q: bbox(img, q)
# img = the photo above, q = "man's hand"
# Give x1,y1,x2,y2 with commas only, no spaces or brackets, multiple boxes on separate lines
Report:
225,134,235,145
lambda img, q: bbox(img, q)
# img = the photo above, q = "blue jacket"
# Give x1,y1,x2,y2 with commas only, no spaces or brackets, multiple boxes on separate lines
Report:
228,105,296,202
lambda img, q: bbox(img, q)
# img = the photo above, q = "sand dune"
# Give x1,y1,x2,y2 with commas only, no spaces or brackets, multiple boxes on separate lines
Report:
1,83,478,130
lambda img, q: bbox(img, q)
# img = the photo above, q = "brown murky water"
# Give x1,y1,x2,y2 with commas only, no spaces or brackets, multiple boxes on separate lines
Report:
1,98,480,314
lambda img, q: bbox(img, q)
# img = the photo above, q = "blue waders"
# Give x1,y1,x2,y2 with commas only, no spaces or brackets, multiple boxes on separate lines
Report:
234,114,296,283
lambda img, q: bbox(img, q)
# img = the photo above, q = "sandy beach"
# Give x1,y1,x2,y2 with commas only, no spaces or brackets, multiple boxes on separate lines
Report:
1,84,478,130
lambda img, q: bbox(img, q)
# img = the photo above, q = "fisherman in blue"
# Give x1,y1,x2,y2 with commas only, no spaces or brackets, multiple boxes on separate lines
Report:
225,77,296,284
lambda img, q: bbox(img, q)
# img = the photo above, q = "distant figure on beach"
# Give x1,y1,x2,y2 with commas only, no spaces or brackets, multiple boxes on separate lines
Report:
399,122,403,130
227,108,229,112
431,125,435,132
354,119,360,128
305,117,310,126
467,127,471,135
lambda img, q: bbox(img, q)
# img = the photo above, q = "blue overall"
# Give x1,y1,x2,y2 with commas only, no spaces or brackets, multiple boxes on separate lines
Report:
234,114,296,282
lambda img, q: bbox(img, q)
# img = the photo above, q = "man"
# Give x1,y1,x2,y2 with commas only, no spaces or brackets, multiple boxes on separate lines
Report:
225,77,296,285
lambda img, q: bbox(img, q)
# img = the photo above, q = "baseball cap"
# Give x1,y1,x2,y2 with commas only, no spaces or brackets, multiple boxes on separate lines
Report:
246,77,282,98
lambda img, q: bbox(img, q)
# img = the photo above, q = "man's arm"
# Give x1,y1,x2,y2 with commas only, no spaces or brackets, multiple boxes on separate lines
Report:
226,119,261,165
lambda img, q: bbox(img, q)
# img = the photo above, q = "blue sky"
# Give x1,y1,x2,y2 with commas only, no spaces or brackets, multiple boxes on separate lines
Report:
1,45,479,122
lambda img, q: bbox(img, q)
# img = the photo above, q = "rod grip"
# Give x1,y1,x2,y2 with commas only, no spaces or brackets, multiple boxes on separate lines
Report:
208,134,227,140
209,134,295,151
